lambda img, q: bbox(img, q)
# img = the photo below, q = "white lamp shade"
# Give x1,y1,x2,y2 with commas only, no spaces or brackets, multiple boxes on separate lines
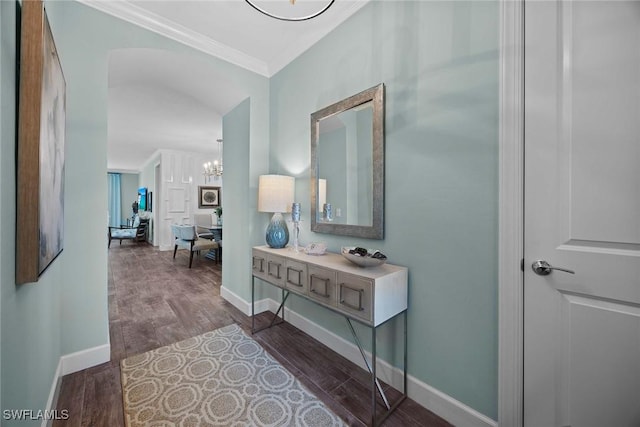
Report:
258,175,295,213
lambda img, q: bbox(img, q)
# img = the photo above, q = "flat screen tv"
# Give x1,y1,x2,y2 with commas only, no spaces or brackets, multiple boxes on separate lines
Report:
138,187,147,211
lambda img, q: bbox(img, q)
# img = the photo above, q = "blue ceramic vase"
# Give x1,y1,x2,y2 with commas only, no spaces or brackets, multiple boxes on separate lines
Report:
266,212,289,248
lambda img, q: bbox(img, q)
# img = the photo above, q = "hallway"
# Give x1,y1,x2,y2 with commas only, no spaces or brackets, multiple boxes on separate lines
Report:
53,244,448,426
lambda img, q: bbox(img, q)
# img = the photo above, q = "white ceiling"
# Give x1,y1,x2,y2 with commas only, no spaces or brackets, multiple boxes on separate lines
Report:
108,48,246,171
81,0,369,172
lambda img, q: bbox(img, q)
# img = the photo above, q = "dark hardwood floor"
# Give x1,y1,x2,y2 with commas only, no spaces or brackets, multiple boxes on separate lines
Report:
53,243,451,427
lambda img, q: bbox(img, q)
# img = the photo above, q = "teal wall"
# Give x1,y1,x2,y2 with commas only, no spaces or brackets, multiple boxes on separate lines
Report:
222,98,263,301
1,1,64,420
269,1,499,419
0,2,5,411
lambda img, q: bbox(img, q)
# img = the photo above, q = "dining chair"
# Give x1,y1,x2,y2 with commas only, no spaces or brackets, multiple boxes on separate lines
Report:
170,224,219,268
193,213,215,240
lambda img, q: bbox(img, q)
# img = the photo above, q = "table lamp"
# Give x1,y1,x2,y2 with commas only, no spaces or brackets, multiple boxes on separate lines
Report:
258,175,295,248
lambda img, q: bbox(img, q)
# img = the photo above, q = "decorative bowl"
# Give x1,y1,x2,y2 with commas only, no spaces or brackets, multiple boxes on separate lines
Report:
341,247,387,268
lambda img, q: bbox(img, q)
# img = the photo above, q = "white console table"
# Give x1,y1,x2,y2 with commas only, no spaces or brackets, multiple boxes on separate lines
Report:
251,245,408,426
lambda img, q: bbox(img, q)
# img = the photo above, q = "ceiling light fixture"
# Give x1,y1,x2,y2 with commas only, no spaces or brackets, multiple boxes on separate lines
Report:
203,138,223,182
245,0,335,22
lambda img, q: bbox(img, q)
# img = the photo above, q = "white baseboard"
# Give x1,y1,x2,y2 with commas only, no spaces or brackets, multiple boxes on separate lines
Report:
405,373,498,427
220,285,271,316
60,343,111,376
43,343,111,427
220,291,497,427
42,358,64,427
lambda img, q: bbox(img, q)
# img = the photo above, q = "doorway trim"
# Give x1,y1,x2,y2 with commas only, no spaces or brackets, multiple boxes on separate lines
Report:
154,162,161,246
498,0,524,426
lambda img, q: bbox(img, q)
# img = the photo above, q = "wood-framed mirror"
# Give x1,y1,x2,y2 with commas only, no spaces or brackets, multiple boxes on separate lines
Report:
310,83,384,239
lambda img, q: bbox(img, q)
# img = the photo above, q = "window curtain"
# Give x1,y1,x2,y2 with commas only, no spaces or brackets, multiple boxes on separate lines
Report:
108,173,122,227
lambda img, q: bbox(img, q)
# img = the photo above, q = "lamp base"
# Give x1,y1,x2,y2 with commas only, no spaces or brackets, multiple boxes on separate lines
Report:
265,212,289,248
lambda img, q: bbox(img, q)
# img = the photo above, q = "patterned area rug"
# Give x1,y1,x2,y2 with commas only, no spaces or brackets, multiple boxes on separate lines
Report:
121,324,346,426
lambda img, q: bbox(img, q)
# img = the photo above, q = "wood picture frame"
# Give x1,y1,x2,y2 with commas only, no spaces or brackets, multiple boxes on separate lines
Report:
198,186,221,208
16,0,66,284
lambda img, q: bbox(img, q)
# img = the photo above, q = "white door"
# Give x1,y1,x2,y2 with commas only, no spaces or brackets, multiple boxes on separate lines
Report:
524,1,640,426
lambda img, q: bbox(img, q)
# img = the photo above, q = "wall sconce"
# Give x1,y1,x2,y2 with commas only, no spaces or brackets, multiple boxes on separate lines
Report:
258,175,295,248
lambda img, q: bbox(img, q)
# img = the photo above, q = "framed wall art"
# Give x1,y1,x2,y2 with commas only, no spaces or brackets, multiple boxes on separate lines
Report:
16,0,66,284
198,186,221,208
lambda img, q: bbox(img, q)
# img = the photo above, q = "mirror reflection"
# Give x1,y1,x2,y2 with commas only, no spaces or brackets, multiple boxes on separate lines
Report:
316,102,373,226
310,84,384,239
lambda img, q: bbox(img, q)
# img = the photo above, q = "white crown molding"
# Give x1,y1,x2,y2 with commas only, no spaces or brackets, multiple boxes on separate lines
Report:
107,168,141,175
77,0,270,77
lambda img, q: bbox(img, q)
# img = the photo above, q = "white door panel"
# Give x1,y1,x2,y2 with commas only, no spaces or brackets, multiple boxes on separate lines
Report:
568,1,640,245
567,296,640,427
524,1,640,426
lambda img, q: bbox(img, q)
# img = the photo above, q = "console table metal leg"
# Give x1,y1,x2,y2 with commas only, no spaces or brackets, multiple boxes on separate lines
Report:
268,290,289,328
281,288,285,323
251,276,255,333
345,313,409,426
345,319,390,411
404,310,408,396
252,287,290,334
372,323,377,427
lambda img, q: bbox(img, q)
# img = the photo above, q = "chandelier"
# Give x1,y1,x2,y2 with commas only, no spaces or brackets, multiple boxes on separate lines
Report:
203,138,223,182
245,0,335,22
